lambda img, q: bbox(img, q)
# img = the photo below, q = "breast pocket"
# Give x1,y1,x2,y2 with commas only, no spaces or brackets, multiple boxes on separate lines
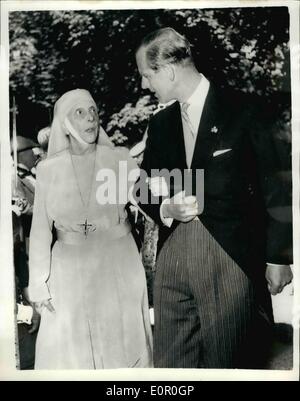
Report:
206,149,236,193
210,149,235,167
212,148,233,159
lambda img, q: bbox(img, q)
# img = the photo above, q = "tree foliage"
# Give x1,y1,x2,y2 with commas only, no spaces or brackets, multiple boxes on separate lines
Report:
9,7,291,144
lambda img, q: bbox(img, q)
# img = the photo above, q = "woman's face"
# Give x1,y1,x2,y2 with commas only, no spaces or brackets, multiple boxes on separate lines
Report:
67,99,99,144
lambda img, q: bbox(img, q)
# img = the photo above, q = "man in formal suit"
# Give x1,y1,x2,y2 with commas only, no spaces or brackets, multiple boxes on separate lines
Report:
134,27,293,368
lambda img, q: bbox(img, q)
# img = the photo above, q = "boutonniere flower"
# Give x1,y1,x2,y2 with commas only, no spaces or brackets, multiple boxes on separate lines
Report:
146,176,169,197
211,126,218,134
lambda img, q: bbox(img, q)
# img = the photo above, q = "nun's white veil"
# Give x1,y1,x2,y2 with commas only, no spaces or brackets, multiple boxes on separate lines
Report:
47,89,114,157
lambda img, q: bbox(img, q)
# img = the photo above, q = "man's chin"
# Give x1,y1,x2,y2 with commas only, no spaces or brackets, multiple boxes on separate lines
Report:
156,95,170,105
154,93,162,102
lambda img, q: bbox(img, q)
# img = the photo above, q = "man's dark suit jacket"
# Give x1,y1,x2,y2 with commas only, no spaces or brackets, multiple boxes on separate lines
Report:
136,84,292,289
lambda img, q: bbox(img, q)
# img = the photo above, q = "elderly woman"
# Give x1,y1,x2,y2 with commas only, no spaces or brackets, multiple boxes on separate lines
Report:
28,89,153,369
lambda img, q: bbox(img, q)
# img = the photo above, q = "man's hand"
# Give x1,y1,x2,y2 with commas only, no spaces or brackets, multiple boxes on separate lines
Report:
162,191,199,223
265,264,293,295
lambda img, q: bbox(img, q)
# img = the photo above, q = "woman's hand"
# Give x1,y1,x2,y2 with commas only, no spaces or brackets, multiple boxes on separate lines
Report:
28,300,55,334
33,299,55,315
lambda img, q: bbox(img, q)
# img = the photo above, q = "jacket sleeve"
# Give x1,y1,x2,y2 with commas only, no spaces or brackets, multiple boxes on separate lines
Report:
133,117,167,225
113,146,141,205
248,102,293,265
28,162,53,301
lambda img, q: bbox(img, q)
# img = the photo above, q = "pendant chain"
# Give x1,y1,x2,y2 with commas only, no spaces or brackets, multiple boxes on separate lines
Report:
70,150,97,237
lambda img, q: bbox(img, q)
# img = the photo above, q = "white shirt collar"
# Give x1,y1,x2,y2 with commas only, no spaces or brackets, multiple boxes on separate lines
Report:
180,74,210,133
186,74,209,106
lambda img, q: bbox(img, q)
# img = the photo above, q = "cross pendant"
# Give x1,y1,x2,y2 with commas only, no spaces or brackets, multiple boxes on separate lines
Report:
78,219,93,238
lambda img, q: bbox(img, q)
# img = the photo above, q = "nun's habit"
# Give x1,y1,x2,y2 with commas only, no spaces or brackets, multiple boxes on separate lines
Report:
29,89,153,369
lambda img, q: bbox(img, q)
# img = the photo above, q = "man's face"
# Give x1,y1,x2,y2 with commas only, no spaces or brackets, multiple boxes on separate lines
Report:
136,47,174,104
67,99,99,144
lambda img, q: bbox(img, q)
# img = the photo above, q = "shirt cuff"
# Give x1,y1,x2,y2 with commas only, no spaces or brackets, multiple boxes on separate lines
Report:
266,263,290,267
160,199,173,227
17,304,33,325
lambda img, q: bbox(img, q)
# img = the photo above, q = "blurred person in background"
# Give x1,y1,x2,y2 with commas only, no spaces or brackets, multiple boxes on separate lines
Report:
37,126,50,156
11,136,44,369
11,135,45,299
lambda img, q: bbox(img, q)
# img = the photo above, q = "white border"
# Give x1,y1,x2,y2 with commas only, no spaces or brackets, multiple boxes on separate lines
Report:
290,0,300,381
0,0,299,381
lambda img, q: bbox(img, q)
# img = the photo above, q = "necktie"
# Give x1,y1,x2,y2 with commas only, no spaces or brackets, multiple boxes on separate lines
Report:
181,103,200,221
181,102,196,169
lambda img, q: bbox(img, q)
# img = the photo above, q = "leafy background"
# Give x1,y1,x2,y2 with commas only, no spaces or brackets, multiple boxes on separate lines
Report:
9,7,291,147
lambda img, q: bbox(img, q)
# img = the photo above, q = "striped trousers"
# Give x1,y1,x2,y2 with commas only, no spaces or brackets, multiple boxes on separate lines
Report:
153,220,272,368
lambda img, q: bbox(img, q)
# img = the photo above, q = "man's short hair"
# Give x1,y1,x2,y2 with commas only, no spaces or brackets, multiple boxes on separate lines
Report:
137,27,193,71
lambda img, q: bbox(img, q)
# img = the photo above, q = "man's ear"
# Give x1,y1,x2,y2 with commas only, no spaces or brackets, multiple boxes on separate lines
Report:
165,64,175,81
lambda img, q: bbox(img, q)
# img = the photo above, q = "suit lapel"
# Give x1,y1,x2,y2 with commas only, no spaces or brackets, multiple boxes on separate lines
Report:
167,101,187,170
191,84,226,169
166,85,228,170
